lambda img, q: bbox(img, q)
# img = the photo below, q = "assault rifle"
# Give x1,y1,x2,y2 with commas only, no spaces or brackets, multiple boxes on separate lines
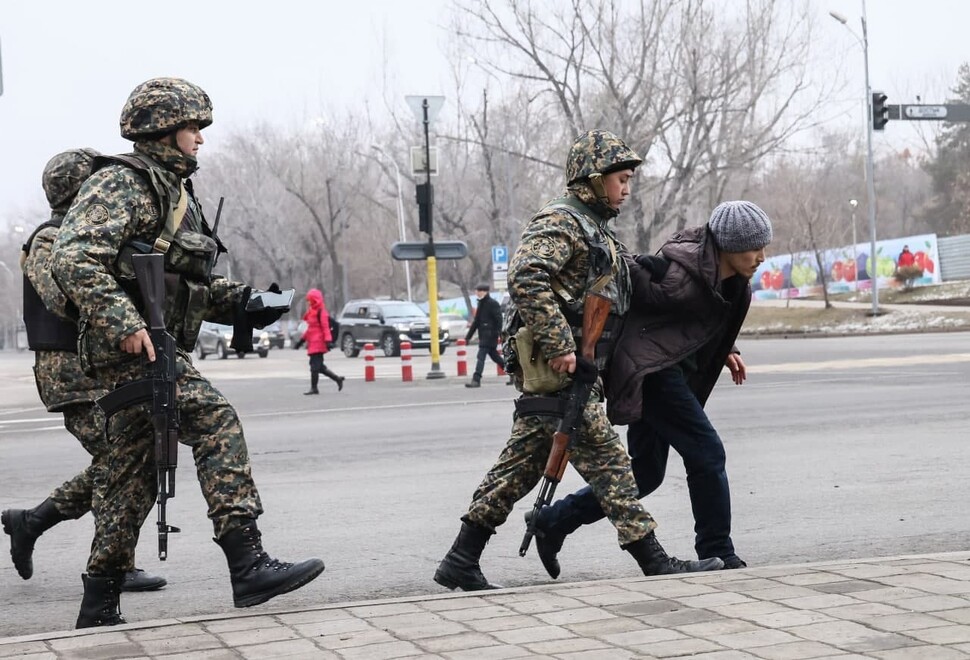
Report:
97,253,180,560
519,292,612,557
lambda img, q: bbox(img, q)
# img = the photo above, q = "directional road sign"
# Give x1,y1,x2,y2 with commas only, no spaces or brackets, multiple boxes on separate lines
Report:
391,241,468,261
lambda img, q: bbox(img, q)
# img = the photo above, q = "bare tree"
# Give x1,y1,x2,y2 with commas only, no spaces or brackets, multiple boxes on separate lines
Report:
450,0,836,251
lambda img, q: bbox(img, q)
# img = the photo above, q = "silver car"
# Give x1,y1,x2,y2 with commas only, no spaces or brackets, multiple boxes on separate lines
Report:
195,322,269,359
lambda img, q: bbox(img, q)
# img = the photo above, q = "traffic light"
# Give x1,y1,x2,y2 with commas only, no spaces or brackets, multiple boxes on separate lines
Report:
416,183,434,234
872,91,889,131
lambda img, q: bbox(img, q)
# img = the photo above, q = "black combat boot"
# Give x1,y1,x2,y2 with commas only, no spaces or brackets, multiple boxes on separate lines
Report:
216,519,325,608
624,531,724,575
434,521,501,591
524,509,566,579
75,573,126,629
2,498,69,579
121,568,168,592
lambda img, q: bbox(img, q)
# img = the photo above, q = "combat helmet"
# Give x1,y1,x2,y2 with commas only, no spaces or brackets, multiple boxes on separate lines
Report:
42,148,101,211
565,129,642,185
120,77,213,140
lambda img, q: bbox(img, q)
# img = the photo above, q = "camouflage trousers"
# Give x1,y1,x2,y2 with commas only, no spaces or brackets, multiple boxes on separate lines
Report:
86,354,263,575
47,403,108,520
464,392,656,547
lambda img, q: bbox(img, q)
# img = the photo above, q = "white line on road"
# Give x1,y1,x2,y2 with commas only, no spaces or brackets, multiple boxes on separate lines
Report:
749,353,970,374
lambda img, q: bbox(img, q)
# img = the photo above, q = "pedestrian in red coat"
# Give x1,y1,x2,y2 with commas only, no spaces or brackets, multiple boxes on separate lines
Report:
297,289,344,394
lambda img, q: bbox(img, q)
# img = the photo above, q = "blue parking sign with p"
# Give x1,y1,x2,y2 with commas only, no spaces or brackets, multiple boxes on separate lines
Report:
491,245,508,264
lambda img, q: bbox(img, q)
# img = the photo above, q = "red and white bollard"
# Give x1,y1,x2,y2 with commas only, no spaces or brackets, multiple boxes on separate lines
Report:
496,343,506,376
456,339,468,377
363,343,375,382
400,341,413,382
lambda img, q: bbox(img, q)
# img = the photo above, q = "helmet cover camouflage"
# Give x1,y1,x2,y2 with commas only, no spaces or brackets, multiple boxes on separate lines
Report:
42,148,102,210
565,129,642,185
120,77,213,140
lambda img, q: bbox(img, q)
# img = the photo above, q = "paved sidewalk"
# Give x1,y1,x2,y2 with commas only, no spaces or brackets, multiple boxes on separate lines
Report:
3,552,970,659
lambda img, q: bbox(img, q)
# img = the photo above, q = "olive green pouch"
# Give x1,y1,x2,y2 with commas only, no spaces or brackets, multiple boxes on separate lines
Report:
513,326,570,394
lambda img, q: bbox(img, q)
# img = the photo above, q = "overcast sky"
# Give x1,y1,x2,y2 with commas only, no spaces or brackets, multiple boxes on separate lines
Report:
1,0,968,229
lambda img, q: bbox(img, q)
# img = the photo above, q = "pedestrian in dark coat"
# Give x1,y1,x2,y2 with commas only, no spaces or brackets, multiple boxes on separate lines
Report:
464,284,505,387
299,288,344,394
530,200,772,578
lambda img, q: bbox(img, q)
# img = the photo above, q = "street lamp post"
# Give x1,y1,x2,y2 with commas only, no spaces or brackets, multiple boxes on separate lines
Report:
0,260,14,350
830,2,881,316
370,144,413,302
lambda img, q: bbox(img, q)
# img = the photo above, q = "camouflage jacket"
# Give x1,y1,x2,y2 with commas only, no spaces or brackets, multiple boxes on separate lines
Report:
23,223,105,410
508,189,631,361
51,145,246,372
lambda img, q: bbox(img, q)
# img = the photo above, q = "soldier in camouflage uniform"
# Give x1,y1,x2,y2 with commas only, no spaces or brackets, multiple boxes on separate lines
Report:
434,130,723,591
50,78,324,629
2,149,167,594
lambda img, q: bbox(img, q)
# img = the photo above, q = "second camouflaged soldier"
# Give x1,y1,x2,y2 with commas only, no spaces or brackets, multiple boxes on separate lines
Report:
51,78,324,628
2,149,166,593
434,130,723,591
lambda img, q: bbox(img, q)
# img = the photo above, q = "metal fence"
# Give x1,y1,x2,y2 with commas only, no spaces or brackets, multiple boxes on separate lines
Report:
939,234,970,282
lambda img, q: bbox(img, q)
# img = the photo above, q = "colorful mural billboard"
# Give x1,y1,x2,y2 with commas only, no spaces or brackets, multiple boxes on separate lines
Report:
751,233,941,300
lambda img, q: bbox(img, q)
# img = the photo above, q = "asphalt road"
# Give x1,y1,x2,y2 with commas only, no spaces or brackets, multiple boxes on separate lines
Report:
1,333,968,637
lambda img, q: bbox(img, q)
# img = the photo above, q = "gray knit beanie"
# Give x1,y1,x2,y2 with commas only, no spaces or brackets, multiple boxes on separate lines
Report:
708,201,773,252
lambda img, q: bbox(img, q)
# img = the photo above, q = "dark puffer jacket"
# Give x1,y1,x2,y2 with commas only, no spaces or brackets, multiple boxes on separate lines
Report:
605,225,751,425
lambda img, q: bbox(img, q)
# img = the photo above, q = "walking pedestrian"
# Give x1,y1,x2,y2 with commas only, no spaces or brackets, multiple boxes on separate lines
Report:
528,200,773,578
50,77,324,628
3,148,166,593
464,284,504,388
298,288,344,394
434,130,722,592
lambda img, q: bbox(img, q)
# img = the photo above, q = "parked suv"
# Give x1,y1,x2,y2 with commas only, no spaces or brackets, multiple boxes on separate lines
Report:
337,299,447,357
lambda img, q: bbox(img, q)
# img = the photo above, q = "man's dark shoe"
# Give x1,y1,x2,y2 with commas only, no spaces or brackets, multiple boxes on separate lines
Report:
434,521,501,591
76,574,126,629
217,519,325,608
121,568,168,592
303,389,319,395
2,499,68,579
625,532,724,575
524,509,564,579
721,555,747,570
464,380,481,388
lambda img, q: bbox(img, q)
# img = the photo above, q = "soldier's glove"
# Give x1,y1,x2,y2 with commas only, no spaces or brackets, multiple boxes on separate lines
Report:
231,286,256,354
247,282,288,329
634,254,670,282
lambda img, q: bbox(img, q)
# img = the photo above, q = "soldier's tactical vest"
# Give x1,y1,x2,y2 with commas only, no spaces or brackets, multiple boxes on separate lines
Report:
95,154,223,351
503,196,631,373
22,219,79,352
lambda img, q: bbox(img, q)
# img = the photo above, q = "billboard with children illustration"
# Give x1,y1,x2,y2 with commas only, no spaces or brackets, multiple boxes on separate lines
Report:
751,233,940,300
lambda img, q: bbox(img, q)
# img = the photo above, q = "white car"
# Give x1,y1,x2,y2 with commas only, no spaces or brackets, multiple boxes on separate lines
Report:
438,313,471,344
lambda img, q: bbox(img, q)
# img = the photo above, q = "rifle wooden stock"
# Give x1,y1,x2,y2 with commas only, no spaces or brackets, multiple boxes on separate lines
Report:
580,292,612,360
520,292,613,558
544,431,571,481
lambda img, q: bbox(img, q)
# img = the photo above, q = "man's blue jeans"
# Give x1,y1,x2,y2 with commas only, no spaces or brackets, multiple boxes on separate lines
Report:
541,366,735,560
472,343,505,381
